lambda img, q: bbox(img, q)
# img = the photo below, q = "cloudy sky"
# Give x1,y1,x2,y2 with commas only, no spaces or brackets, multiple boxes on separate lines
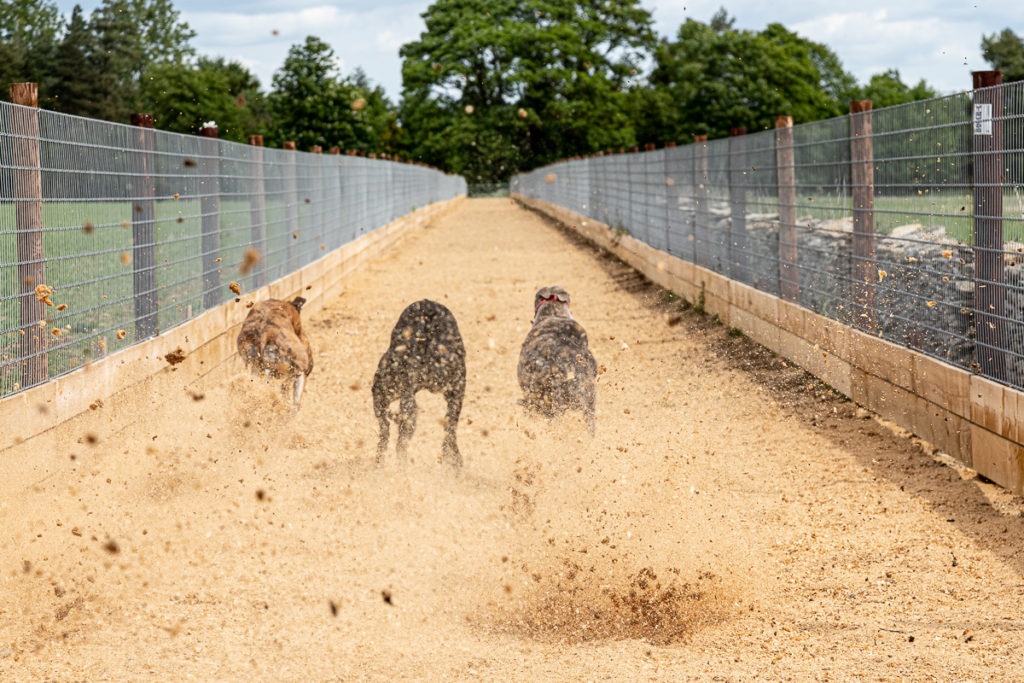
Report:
56,0,1018,99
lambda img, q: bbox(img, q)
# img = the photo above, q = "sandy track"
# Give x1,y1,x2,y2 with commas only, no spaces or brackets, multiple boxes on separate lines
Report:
2,197,1024,680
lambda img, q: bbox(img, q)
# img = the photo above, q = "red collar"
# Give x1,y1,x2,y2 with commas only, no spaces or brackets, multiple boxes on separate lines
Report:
535,295,563,311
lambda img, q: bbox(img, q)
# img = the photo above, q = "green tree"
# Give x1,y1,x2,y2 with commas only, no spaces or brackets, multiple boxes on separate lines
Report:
49,5,106,116
982,28,1024,82
852,69,937,108
349,67,401,154
268,36,397,152
268,36,357,149
138,57,267,141
88,0,196,121
0,0,63,101
637,10,857,144
89,0,195,80
399,0,656,182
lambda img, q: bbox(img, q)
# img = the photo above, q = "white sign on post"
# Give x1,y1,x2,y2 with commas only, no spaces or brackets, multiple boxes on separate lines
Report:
974,103,993,135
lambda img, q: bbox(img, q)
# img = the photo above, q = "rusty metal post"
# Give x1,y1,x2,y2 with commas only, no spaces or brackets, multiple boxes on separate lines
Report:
729,127,748,283
9,82,47,387
131,113,158,339
310,144,323,262
328,146,341,250
199,124,221,310
664,141,678,255
694,135,709,269
775,116,799,301
282,140,300,272
972,70,1005,379
248,134,267,288
849,100,876,332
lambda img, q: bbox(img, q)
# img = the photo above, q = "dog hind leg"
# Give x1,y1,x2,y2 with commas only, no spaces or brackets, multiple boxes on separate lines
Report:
292,374,305,408
373,383,391,464
583,382,596,435
395,392,417,460
442,384,464,467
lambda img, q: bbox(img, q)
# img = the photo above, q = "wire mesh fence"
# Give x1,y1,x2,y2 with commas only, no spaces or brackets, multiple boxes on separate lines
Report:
0,101,465,399
512,79,1024,391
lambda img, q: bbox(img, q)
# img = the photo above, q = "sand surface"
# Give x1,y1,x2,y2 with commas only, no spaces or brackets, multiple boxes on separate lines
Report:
2,198,1024,681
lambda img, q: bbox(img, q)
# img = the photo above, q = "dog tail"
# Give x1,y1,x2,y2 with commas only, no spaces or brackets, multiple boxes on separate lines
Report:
290,296,307,313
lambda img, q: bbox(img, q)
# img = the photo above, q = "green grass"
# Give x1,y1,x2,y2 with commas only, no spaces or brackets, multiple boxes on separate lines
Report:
0,196,321,395
745,189,1024,244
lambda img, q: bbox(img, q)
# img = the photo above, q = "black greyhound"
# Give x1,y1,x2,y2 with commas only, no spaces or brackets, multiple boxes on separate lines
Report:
372,300,466,466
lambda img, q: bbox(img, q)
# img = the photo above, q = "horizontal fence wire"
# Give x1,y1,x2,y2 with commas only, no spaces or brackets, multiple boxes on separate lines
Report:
511,80,1024,391
0,102,466,399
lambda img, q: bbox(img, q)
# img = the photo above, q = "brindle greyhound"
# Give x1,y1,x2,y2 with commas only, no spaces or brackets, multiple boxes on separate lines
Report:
517,286,597,433
372,300,467,466
236,297,313,407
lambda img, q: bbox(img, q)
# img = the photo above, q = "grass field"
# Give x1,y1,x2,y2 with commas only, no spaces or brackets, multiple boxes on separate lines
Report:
4,183,1022,396
738,189,1024,243
0,197,324,395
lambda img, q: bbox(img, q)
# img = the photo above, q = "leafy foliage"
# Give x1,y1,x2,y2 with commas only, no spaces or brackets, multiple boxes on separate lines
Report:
0,0,989,177
399,0,656,182
2,0,195,121
0,0,63,101
49,5,106,115
982,28,1024,82
266,36,397,153
850,69,938,108
138,57,268,141
636,11,857,144
86,0,196,121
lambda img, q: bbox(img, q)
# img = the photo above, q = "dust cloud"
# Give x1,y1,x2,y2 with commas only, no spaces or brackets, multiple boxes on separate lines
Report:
1,199,1023,680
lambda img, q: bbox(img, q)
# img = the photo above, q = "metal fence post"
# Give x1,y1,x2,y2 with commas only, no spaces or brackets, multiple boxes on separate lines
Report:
694,135,709,269
248,134,267,288
729,127,748,282
310,145,323,262
664,142,678,255
199,124,221,310
130,113,158,339
775,116,799,301
329,146,341,251
283,140,300,272
9,82,47,387
972,70,1006,380
644,143,656,247
850,100,877,332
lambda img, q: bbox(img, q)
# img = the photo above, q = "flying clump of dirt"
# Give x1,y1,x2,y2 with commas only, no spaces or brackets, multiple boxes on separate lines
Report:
164,347,187,366
499,558,733,645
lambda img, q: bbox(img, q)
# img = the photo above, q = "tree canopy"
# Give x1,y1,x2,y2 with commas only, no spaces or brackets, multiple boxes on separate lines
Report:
1,0,196,122
138,56,268,141
398,0,657,183
0,0,64,103
0,0,978,179
636,11,858,144
850,69,937,108
982,28,1024,82
266,36,397,153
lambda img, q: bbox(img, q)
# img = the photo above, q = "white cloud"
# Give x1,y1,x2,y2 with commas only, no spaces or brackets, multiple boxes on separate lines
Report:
792,11,985,93
376,29,410,51
184,6,356,47
180,3,424,96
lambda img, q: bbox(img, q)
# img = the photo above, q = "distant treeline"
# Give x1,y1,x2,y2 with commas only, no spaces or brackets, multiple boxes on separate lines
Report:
2,1,1021,183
